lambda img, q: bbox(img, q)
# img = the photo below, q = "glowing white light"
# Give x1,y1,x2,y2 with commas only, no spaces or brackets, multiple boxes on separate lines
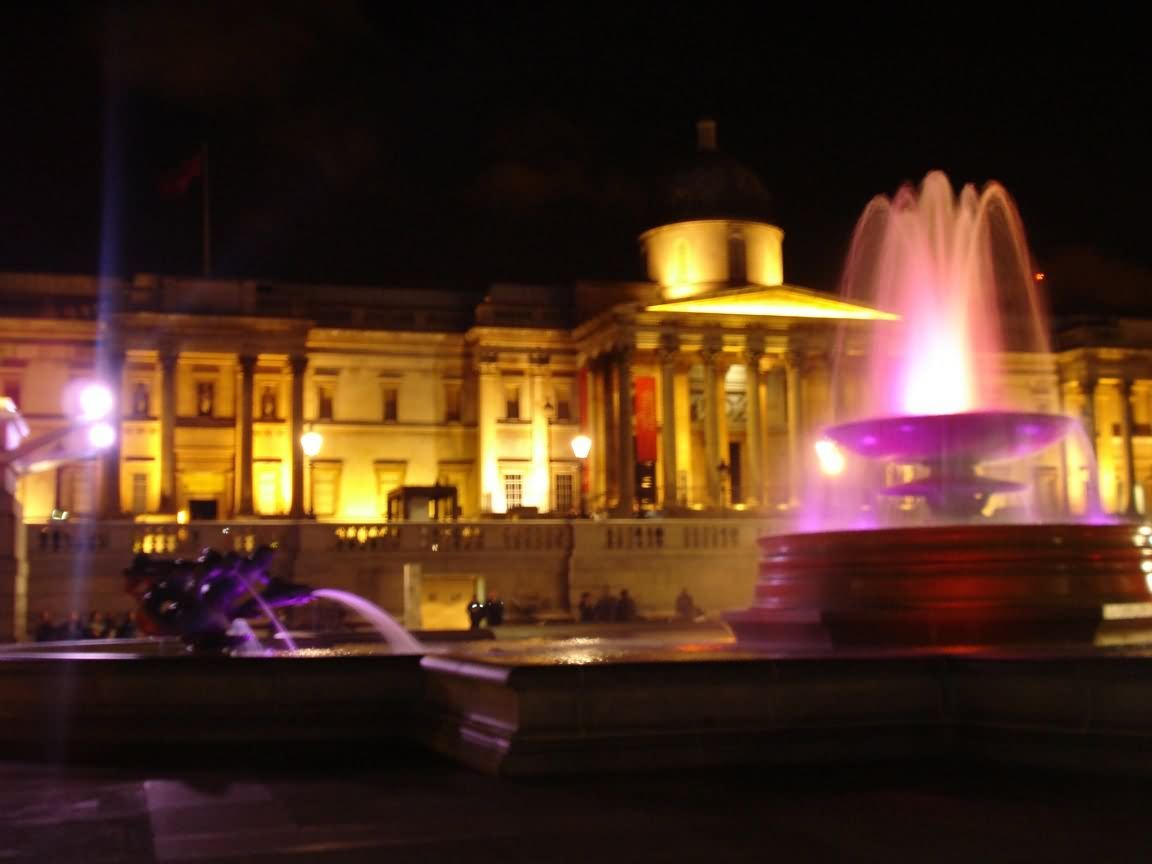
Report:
1141,560,1152,574
300,429,323,457
1140,525,1152,536
571,434,592,460
87,422,115,449
78,383,114,421
815,439,846,476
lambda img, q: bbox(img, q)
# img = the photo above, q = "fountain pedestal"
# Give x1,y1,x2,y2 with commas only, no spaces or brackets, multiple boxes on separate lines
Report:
726,523,1152,647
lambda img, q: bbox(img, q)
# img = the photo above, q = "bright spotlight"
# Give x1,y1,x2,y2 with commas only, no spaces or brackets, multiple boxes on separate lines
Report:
300,429,323,457
570,434,592,460
815,439,846,476
78,383,114,421
87,422,116,450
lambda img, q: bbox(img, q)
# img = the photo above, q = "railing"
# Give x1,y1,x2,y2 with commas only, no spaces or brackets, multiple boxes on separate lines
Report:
26,515,796,563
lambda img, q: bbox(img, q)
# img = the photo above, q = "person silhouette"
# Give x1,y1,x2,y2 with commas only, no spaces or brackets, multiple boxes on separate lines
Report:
467,595,486,629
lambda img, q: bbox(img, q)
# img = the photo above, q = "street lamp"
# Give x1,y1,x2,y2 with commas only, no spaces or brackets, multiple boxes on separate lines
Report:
571,434,591,517
300,427,323,518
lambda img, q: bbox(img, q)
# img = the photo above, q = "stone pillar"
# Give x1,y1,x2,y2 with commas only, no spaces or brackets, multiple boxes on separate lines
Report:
101,351,124,518
1079,376,1098,452
477,351,501,513
237,354,257,516
701,333,723,508
744,331,765,507
159,350,178,512
288,354,308,519
1120,376,1139,516
763,362,787,506
658,333,679,509
784,349,805,507
614,343,635,517
600,354,617,508
529,353,551,511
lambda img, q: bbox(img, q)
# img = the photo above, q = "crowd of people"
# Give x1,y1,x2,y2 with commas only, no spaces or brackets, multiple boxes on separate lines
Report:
574,586,703,624
33,610,136,642
576,586,640,622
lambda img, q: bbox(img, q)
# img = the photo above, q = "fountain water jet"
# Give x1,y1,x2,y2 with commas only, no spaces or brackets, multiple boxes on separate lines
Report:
728,172,1147,647
309,589,425,654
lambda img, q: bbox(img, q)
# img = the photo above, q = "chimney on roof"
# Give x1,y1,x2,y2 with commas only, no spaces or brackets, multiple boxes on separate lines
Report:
696,118,717,152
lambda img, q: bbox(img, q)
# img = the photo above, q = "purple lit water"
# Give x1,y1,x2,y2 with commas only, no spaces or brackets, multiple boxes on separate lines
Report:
808,172,1107,527
310,589,425,654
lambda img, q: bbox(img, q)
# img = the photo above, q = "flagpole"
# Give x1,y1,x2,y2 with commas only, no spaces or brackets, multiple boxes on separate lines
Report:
201,143,212,277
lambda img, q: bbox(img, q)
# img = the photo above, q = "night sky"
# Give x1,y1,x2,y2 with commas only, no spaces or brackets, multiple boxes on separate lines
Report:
0,3,1147,315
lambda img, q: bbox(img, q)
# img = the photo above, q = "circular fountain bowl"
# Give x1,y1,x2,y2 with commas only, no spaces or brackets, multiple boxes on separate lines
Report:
824,411,1076,463
725,522,1152,648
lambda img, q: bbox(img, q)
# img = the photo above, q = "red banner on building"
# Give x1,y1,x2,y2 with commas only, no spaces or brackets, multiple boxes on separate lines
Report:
634,376,658,462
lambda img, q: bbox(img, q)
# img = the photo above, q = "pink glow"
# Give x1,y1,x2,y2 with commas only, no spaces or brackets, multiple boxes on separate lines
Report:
840,172,1049,416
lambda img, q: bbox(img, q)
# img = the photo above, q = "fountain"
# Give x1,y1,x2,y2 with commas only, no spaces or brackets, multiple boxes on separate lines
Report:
727,172,1152,647
124,545,424,654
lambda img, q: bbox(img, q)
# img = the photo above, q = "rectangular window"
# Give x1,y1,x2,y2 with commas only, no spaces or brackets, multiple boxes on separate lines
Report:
317,384,334,421
444,383,461,423
554,473,574,514
131,382,150,417
504,473,522,510
555,384,572,421
504,384,521,420
259,386,278,420
131,473,148,514
196,381,215,417
382,386,399,423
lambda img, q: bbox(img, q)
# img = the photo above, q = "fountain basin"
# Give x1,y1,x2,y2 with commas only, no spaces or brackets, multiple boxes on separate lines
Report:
824,411,1076,463
726,523,1152,647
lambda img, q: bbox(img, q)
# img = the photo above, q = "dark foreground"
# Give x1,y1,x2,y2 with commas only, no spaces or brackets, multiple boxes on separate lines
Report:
3,751,1151,863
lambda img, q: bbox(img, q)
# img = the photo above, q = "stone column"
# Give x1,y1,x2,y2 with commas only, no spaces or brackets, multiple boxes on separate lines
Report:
744,331,765,508
288,354,308,519
529,353,551,511
614,343,635,517
1079,376,1098,452
237,354,257,516
1120,376,1139,516
1078,375,1099,514
784,349,805,507
600,354,617,508
658,332,679,509
701,333,723,508
159,350,178,512
101,351,124,518
477,351,501,513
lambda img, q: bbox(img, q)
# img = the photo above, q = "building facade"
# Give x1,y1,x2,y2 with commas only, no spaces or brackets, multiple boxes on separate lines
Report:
1,125,1149,637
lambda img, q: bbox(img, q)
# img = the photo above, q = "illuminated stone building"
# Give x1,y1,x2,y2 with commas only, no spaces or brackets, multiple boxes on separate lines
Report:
0,122,1146,637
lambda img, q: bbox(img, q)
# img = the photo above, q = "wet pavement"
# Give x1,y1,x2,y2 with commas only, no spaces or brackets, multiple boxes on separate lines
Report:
2,753,1151,863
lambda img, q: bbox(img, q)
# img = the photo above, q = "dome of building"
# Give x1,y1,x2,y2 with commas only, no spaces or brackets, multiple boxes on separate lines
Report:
653,119,773,225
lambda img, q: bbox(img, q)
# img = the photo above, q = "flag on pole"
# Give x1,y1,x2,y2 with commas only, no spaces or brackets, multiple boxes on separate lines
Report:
159,152,203,198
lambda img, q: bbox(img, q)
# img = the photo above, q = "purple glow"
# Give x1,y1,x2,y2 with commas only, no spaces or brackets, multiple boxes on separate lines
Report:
841,172,1048,416
826,412,1074,463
